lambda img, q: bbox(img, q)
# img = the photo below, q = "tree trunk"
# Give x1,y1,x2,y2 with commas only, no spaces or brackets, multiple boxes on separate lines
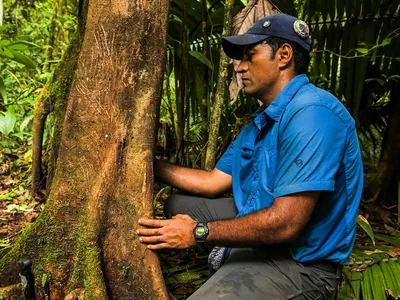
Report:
204,0,235,171
32,0,89,197
1,0,170,299
200,0,210,168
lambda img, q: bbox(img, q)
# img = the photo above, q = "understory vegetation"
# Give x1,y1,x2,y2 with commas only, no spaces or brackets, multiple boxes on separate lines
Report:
0,0,399,299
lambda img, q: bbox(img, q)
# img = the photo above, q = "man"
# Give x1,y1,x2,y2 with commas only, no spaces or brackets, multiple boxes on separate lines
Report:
137,14,363,299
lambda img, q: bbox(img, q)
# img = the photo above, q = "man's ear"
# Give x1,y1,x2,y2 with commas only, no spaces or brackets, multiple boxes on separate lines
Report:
277,43,293,69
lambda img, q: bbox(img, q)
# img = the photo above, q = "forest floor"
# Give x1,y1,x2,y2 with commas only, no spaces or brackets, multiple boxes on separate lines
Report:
1,151,400,299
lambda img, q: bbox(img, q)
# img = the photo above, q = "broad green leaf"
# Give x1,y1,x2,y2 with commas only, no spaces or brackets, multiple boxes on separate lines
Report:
2,47,14,58
0,191,15,200
189,51,213,70
5,204,32,212
361,267,374,300
8,40,40,51
0,76,6,101
387,259,400,289
0,24,12,32
11,132,27,141
371,264,388,300
0,110,17,136
7,49,36,69
20,115,33,132
24,149,32,160
0,40,10,47
357,215,375,245
380,260,400,297
350,271,361,299
375,234,400,247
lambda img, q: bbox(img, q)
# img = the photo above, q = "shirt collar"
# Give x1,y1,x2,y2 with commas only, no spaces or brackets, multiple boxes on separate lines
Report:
265,74,309,122
252,74,309,129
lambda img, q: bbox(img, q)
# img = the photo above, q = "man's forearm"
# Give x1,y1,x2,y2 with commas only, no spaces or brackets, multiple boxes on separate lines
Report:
154,160,227,197
207,209,291,247
206,193,318,247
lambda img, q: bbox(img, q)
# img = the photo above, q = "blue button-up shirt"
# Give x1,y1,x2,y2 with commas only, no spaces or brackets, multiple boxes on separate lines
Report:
216,74,363,264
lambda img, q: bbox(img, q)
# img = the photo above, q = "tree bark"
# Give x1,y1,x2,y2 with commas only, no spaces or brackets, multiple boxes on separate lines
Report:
200,0,210,168
204,0,235,171
31,0,89,197
1,0,170,299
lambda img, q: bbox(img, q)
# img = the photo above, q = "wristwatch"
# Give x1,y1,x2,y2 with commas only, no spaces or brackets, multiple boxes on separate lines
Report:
193,222,209,243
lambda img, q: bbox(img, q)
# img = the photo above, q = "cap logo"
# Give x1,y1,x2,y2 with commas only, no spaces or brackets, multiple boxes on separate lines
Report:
293,20,309,38
262,20,271,28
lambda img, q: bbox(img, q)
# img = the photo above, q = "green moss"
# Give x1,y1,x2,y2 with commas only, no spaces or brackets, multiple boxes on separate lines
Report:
122,265,130,278
123,198,136,214
0,284,22,298
41,273,51,288
68,216,107,299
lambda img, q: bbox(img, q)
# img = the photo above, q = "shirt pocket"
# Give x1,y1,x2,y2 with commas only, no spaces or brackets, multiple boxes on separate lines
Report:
240,142,255,187
260,148,278,191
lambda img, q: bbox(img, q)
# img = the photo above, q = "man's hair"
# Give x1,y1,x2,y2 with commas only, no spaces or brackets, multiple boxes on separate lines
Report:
264,37,311,75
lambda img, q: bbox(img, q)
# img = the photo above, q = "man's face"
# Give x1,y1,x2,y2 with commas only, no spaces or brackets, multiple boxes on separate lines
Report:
237,42,280,100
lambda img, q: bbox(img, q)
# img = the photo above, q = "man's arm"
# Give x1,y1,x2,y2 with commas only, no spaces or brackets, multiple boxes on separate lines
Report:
207,191,319,246
137,191,319,249
154,159,232,198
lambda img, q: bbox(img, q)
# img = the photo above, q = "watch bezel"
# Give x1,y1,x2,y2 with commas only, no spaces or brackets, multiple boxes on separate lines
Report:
193,222,209,242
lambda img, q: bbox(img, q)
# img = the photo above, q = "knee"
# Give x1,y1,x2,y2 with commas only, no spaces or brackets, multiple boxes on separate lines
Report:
163,192,186,219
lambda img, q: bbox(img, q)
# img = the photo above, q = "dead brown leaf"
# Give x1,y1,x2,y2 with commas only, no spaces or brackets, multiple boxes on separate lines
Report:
3,176,15,186
64,288,84,300
384,224,399,233
386,248,400,258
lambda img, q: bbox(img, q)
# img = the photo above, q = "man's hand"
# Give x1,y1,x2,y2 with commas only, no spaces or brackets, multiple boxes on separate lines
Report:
137,214,197,250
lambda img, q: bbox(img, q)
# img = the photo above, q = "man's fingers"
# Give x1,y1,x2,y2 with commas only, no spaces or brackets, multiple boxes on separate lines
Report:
171,214,192,220
138,218,163,227
139,235,164,244
147,243,170,250
137,228,161,236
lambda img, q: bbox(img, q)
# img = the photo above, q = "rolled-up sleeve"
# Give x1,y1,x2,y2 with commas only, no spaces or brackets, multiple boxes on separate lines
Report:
216,141,236,175
273,105,348,198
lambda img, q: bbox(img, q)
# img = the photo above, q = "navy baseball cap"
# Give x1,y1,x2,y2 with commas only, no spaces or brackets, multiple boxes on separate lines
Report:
222,14,312,60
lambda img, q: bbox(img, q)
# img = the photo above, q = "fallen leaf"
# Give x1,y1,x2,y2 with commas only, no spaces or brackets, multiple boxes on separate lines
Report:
3,176,15,186
64,288,84,300
386,248,400,258
384,224,399,233
364,249,384,255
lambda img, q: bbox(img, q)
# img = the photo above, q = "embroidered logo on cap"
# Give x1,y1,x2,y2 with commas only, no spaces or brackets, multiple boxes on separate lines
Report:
263,20,271,28
293,20,309,38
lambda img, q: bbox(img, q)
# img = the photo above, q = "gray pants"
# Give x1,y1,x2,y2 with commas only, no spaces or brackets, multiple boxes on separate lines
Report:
164,193,341,300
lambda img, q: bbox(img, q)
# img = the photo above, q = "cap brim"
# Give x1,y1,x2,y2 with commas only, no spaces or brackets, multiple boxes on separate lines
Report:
222,34,270,60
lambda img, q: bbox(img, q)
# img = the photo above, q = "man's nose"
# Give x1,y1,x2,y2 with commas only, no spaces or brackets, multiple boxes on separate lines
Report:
236,61,248,73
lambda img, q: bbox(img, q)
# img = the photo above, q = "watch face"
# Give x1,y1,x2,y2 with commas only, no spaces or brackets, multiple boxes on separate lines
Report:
195,227,206,237
194,222,209,240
